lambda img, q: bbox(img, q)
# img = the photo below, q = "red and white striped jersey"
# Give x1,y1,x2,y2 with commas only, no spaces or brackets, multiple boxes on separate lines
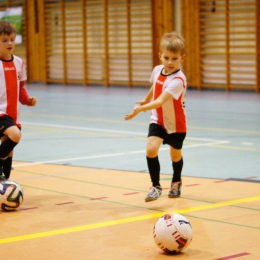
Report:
0,55,29,127
149,65,187,134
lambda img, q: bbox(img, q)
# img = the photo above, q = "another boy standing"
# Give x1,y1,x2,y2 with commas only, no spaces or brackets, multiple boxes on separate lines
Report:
125,32,187,202
0,21,37,180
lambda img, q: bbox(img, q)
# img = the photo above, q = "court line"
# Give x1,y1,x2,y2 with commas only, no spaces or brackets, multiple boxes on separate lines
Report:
22,122,238,140
15,121,229,167
0,195,259,244
22,122,258,153
13,140,228,168
23,122,148,136
22,115,260,135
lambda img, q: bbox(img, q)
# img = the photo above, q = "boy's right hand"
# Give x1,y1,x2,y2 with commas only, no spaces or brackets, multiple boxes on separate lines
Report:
124,106,140,120
27,96,37,106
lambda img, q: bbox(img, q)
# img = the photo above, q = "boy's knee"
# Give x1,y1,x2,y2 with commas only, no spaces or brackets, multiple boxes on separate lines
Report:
171,154,182,162
146,146,158,158
11,131,21,143
5,126,21,143
170,148,182,162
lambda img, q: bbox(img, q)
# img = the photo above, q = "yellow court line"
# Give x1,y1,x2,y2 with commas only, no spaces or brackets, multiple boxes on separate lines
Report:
210,144,258,151
189,126,260,135
0,195,259,245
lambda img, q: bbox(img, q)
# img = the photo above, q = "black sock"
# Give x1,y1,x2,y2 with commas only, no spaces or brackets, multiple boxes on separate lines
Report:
3,157,12,179
172,158,183,182
147,156,161,187
0,158,4,176
0,137,18,158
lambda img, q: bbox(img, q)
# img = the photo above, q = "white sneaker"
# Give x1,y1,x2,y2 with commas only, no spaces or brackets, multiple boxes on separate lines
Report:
145,186,163,202
168,181,182,198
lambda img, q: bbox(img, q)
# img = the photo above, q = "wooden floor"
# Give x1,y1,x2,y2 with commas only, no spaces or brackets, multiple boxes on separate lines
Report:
0,163,259,259
0,84,259,259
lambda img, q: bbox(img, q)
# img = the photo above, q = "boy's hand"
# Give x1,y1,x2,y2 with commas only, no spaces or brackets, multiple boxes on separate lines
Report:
27,96,37,106
124,106,140,120
135,99,149,106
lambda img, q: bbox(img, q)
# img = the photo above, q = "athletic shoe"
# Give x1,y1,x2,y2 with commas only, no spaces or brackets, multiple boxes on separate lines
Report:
168,181,182,198
145,186,163,202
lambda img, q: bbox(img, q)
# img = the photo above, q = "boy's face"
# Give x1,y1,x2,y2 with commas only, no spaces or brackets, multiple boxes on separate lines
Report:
159,49,185,74
0,32,16,59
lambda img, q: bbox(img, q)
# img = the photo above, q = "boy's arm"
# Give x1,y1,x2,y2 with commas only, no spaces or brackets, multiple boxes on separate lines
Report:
19,81,37,106
140,91,172,111
125,91,172,120
145,85,153,101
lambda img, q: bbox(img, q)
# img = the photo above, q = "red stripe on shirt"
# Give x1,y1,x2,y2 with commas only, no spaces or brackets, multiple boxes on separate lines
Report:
172,76,186,132
154,74,167,127
173,96,186,132
3,61,18,123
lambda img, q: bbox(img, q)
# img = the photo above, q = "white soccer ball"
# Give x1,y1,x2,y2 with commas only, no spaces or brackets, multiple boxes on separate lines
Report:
0,180,23,211
153,213,193,254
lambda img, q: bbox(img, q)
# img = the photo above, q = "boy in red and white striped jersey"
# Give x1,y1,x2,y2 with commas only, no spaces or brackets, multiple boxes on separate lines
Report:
0,21,37,180
125,32,187,202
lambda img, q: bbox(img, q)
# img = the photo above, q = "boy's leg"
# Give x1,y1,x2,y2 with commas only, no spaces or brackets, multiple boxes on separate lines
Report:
145,136,163,202
146,156,160,187
3,156,13,179
169,148,183,198
0,118,21,179
0,126,20,159
170,148,183,182
146,136,163,187
0,141,14,180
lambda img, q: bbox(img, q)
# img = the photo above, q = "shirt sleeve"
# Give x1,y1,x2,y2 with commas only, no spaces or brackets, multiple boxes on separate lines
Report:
149,65,163,84
165,77,184,100
19,81,31,106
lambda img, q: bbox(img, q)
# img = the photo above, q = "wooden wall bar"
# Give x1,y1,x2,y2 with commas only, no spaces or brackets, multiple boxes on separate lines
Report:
1,0,260,92
183,0,260,92
256,0,260,92
181,0,201,90
151,0,174,67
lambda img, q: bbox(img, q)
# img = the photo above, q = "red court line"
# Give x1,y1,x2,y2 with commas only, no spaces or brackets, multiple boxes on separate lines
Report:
56,202,74,205
123,192,139,195
90,197,108,200
213,252,250,260
19,207,39,211
184,184,200,187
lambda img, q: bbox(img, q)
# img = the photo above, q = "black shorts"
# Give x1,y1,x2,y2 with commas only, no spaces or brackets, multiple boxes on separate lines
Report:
0,115,18,137
148,123,186,149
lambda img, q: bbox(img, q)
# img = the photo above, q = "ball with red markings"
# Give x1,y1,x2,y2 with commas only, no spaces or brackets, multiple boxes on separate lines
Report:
0,180,23,211
153,213,193,254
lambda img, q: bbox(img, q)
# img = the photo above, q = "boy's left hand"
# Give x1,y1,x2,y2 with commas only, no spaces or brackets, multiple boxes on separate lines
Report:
27,96,37,106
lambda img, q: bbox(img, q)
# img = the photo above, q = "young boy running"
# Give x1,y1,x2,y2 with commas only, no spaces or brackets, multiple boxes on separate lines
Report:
0,21,37,180
125,32,187,202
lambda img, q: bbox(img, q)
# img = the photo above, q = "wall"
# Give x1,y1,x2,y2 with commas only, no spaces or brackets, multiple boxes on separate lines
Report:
181,0,260,92
1,0,260,91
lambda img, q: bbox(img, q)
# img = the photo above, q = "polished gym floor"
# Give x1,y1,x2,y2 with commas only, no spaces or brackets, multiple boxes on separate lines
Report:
0,84,259,260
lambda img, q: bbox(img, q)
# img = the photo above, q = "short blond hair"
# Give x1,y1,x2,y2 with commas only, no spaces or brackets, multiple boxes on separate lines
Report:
159,32,185,55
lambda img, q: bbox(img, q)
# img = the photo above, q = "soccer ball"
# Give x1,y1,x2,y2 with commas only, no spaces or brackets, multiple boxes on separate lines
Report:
0,180,23,211
153,213,193,254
